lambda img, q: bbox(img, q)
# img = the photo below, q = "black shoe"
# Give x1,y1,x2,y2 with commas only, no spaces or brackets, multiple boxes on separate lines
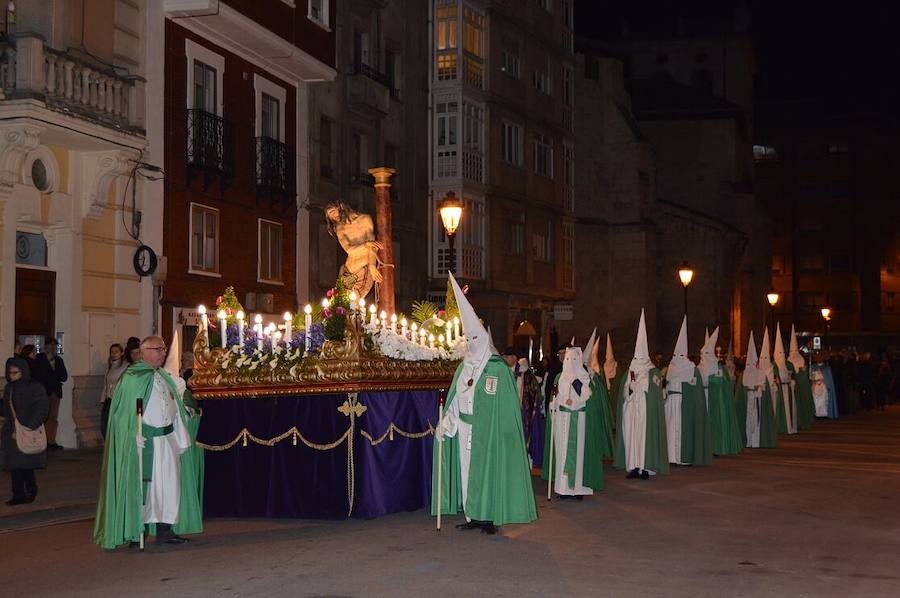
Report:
640,470,650,480
5,497,28,506
23,494,36,504
575,495,584,501
626,468,640,479
456,521,482,531
48,444,63,451
480,523,498,535
165,536,190,545
556,494,573,500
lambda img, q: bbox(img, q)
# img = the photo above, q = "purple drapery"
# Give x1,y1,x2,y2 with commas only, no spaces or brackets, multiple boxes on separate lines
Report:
198,390,439,519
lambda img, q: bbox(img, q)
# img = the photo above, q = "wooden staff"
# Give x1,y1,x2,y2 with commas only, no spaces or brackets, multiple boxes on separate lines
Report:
547,385,557,501
137,397,145,551
436,389,446,531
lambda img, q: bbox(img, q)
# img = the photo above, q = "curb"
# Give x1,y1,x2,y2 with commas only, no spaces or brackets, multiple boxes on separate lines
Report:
0,502,96,533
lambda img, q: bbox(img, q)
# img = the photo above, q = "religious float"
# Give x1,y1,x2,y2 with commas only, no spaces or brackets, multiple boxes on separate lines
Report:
189,189,467,520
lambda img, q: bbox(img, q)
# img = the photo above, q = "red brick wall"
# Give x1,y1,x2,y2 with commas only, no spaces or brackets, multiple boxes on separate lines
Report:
162,21,298,336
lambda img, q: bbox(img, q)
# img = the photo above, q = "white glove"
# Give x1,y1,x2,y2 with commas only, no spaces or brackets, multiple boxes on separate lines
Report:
136,434,146,449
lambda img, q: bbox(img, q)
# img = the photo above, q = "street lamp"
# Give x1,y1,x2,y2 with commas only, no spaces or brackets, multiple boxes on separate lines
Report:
677,261,694,319
767,289,780,332
438,191,463,273
821,306,832,350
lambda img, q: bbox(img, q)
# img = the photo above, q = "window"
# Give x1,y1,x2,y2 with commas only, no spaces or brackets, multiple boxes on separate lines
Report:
563,66,574,106
463,7,484,58
193,61,217,113
886,292,896,311
437,54,458,80
185,40,224,115
436,101,458,147
258,220,283,283
436,4,458,50
351,131,370,180
190,204,219,274
799,254,826,274
254,75,286,140
562,0,573,27
502,121,523,167
386,48,401,95
771,254,785,274
533,67,550,95
308,0,330,29
533,219,553,262
535,0,553,12
319,116,336,179
261,94,280,140
463,104,483,151
563,144,574,212
753,145,778,161
503,210,525,256
354,31,371,70
501,50,520,79
533,133,553,178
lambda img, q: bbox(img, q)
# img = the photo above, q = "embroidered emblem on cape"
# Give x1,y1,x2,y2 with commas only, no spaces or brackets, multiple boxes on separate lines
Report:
652,374,660,386
484,376,498,395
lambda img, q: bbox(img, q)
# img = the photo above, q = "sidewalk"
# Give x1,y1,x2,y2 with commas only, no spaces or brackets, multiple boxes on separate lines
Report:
0,447,101,533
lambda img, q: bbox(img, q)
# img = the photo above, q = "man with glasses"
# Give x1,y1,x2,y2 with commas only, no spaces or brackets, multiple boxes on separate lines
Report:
94,336,203,549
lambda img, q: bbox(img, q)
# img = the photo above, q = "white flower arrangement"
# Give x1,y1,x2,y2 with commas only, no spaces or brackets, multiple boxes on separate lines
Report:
366,323,467,362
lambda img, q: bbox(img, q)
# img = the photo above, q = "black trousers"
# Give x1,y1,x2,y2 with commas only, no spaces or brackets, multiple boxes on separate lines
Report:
11,469,37,499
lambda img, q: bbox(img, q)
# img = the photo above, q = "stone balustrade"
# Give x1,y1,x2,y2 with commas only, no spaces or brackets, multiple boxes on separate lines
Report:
0,33,144,133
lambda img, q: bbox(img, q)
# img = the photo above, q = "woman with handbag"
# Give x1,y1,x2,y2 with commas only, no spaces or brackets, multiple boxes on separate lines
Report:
2,357,49,505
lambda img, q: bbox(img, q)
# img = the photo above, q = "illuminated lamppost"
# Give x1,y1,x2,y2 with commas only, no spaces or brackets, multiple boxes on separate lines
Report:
821,306,832,350
438,191,463,273
678,261,694,319
767,289,780,333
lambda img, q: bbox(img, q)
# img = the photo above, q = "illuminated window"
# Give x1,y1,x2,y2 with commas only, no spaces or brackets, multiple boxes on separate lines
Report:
436,5,458,50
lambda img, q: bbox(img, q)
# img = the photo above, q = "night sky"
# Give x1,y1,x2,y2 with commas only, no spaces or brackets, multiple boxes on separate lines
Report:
575,1,899,112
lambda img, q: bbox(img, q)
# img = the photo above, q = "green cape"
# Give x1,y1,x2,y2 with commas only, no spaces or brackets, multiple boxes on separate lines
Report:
675,368,713,465
431,356,537,525
707,365,743,456
613,368,669,475
93,362,204,549
734,381,748,448
790,363,816,431
773,364,792,435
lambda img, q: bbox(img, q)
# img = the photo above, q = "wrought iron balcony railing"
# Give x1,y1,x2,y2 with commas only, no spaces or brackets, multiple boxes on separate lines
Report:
256,136,296,205
187,108,234,189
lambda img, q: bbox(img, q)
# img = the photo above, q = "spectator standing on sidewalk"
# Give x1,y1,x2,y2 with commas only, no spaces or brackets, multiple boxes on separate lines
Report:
31,338,68,451
2,357,49,505
124,336,142,366
101,344,127,440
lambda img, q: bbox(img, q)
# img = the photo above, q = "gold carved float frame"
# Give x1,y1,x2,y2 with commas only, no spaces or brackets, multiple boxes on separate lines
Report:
189,314,459,399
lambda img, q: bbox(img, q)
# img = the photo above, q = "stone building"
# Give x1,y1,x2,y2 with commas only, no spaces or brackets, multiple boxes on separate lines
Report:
305,0,431,310
0,1,150,447
567,12,771,360
427,0,577,358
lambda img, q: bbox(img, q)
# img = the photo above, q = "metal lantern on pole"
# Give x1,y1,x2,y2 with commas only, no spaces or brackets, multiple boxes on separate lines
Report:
821,306,832,350
438,191,463,273
767,289,780,332
677,261,694,319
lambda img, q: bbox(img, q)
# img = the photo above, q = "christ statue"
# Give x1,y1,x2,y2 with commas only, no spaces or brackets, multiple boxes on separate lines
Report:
325,201,383,299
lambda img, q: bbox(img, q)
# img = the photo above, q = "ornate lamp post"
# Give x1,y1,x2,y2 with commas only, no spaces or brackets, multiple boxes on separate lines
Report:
767,289,780,332
438,191,464,273
821,306,832,350
677,261,694,319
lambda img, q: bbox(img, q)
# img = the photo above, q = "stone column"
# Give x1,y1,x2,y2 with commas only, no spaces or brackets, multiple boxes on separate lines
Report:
368,167,396,315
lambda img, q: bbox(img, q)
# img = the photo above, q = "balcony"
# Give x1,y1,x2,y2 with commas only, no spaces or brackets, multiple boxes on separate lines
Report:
347,63,390,117
256,136,296,207
0,34,144,134
187,108,234,190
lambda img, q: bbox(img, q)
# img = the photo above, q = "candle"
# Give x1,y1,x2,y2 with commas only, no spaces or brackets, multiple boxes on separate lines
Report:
198,305,208,333
438,334,445,348
217,309,227,348
304,304,312,353
273,331,282,353
390,313,398,334
349,291,357,312
400,318,408,338
283,312,292,344
369,304,377,325
255,314,263,351
453,316,460,339
419,328,427,346
445,321,453,344
380,311,387,331
322,297,330,309
428,333,435,349
358,298,366,312
411,322,418,342
236,310,245,348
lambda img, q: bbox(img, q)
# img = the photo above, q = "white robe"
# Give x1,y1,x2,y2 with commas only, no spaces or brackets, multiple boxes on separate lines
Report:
664,386,683,464
440,380,474,520
622,374,649,473
811,369,829,417
745,384,762,448
779,376,797,434
551,381,592,496
142,372,190,525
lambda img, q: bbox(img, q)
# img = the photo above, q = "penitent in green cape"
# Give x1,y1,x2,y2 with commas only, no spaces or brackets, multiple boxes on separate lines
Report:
431,356,537,525
707,365,743,456
93,362,204,549
790,362,816,431
613,369,670,475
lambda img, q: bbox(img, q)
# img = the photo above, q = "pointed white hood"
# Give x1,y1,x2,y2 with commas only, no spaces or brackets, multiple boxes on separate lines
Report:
589,336,601,375
667,315,695,390
164,329,187,397
788,324,805,371
742,331,764,389
560,345,592,394
449,272,495,404
759,327,775,388
628,309,654,378
582,328,597,368
604,333,618,381
773,322,789,375
699,326,720,383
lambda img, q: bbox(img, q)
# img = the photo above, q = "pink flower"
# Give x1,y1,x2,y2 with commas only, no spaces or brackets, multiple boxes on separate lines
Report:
438,310,446,317
336,306,347,316
215,295,224,305
323,308,332,319
326,288,336,298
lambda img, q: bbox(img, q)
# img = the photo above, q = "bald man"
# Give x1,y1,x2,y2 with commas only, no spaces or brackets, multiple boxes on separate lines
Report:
94,336,201,549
